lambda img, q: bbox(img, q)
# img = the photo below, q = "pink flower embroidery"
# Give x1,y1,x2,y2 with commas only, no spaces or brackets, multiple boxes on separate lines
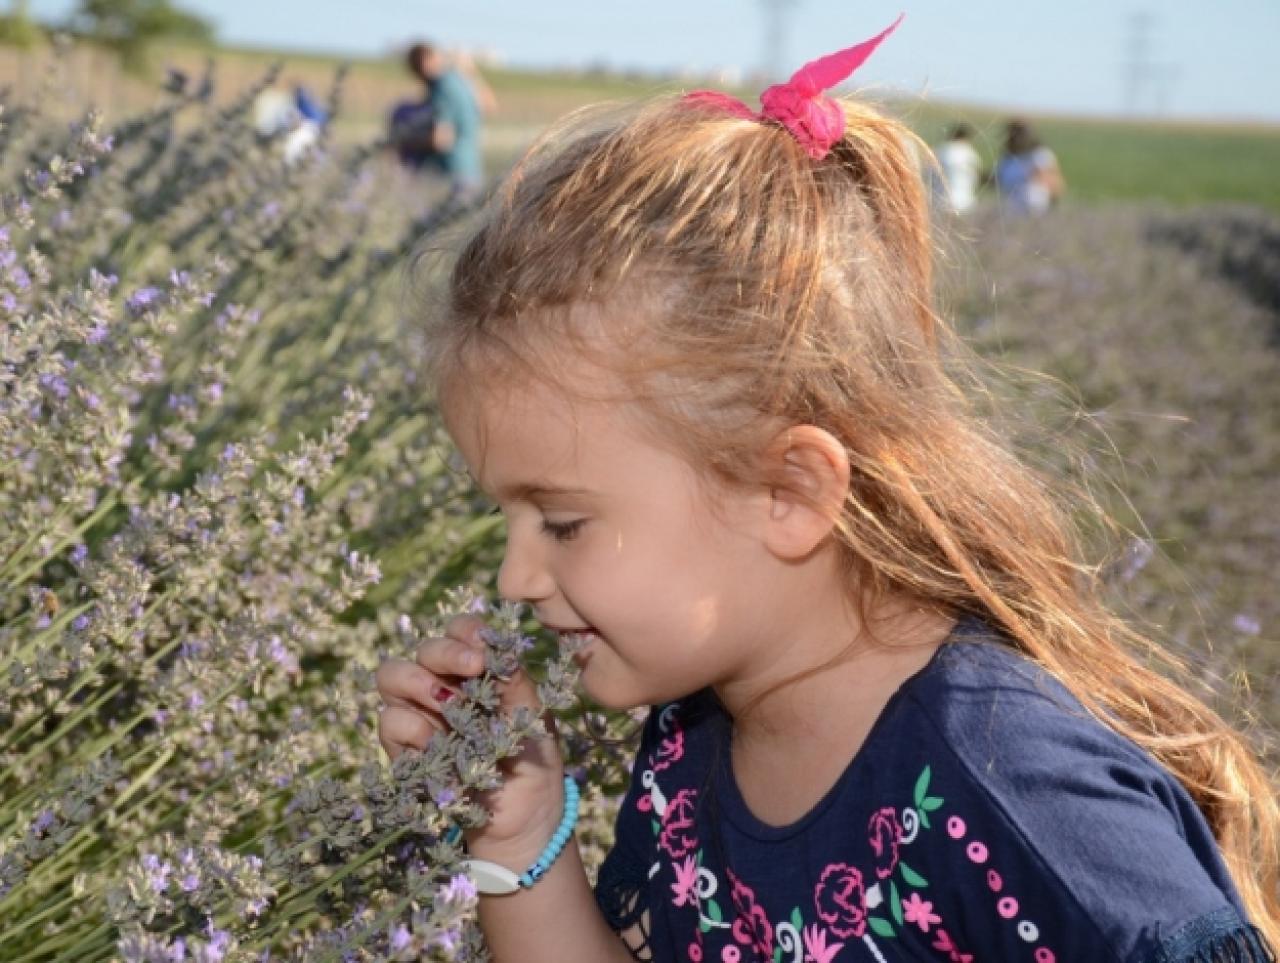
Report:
671,855,699,908
652,726,685,772
867,806,902,880
658,788,699,860
900,891,941,933
726,868,773,959
813,862,866,939
932,928,974,963
802,923,845,963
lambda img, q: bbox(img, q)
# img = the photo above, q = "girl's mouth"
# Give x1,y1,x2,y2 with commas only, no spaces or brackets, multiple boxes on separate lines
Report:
557,628,599,664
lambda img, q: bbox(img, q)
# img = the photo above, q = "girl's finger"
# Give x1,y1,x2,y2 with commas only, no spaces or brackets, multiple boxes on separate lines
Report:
376,658,457,713
416,633,485,678
378,704,441,758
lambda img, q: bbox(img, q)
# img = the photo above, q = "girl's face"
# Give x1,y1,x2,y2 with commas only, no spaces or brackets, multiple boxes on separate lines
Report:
445,374,784,710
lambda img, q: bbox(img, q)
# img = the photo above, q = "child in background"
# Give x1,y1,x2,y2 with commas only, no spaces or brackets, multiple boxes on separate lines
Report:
995,118,1065,216
931,122,981,214
374,17,1278,963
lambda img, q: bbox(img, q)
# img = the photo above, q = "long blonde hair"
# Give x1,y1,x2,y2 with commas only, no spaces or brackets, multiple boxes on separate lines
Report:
421,95,1279,939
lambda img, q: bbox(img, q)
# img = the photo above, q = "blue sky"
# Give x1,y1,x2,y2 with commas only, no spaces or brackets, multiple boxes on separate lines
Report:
30,0,1280,121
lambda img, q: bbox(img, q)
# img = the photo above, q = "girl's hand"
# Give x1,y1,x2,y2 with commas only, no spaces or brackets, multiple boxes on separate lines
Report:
374,614,568,869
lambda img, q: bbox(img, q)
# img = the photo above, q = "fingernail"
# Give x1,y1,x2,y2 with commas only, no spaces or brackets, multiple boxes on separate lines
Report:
434,686,455,704
463,651,484,672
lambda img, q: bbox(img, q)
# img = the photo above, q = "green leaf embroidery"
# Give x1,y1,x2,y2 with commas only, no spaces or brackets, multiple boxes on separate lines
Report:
921,795,944,812
890,880,903,926
790,906,803,932
696,848,704,865
651,818,661,838
918,809,931,830
900,861,929,888
868,916,897,938
913,765,932,808
774,950,783,963
707,898,723,923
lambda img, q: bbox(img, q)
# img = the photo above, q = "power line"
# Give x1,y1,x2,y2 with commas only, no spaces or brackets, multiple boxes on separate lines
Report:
760,0,800,82
1123,9,1178,116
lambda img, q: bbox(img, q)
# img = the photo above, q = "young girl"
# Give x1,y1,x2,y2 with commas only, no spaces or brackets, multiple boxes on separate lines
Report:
374,19,1279,963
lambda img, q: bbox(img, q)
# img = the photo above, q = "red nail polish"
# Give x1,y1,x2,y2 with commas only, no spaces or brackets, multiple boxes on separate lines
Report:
434,686,455,704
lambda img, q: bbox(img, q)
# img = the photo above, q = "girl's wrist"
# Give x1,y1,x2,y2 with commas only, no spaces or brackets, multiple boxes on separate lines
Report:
464,775,580,894
463,778,570,868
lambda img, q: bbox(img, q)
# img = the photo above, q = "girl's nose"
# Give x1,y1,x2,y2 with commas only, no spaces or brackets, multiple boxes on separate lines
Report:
496,530,555,604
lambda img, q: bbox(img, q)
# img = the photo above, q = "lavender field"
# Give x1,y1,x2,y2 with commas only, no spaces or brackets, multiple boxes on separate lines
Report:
942,203,1280,740
0,54,1276,961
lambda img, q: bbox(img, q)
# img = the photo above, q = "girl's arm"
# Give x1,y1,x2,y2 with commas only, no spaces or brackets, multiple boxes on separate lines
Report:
475,841,643,963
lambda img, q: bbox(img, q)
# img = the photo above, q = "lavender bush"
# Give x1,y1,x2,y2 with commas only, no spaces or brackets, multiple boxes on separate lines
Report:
0,52,634,962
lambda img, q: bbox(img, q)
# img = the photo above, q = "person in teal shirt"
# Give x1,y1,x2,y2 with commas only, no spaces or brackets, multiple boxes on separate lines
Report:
391,42,492,201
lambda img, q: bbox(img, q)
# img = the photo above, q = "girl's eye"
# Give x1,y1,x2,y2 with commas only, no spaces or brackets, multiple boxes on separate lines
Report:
540,518,586,542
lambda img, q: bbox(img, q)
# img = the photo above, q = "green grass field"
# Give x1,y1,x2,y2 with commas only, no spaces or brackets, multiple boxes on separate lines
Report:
3,38,1277,211
900,101,1280,210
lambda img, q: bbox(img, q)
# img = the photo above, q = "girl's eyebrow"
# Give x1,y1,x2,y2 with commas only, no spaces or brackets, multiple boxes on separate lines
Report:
494,481,594,501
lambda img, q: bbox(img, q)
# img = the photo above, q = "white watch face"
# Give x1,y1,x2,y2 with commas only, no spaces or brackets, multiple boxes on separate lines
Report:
464,858,521,895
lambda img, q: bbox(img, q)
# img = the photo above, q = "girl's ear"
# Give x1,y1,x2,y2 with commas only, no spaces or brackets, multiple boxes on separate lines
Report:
761,425,850,561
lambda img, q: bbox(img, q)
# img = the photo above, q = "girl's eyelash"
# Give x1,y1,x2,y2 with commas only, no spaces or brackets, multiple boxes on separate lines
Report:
541,518,586,542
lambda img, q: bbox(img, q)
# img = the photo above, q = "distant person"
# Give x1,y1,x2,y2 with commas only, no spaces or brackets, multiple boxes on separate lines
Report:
389,41,496,202
931,122,981,214
995,118,1065,216
251,79,326,165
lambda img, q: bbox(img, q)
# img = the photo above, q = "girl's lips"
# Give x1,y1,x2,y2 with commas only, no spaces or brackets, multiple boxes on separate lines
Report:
556,628,599,663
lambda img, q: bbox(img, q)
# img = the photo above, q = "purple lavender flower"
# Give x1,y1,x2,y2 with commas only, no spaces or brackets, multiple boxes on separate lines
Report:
86,320,110,344
389,925,412,951
142,853,172,893
127,286,162,315
439,873,477,904
33,810,55,835
1232,614,1261,636
38,373,70,399
433,787,456,806
431,926,462,953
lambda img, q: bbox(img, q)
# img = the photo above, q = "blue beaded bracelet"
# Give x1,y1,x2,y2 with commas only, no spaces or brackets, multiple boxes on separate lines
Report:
518,775,579,887
452,775,582,895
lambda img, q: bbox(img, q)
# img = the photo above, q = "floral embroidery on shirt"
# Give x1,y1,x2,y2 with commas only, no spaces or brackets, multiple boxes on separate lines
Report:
814,863,867,939
634,701,1062,962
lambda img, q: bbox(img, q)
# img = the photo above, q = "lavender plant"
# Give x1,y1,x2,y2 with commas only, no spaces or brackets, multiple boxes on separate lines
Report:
0,47,635,963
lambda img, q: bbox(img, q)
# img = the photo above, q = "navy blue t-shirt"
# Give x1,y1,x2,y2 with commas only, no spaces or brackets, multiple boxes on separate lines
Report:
594,616,1272,962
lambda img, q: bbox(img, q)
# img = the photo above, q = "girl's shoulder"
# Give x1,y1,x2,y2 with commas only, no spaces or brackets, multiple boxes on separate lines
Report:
884,619,1261,962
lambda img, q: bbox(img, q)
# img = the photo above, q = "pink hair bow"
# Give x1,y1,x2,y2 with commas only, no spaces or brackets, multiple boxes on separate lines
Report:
683,13,904,160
